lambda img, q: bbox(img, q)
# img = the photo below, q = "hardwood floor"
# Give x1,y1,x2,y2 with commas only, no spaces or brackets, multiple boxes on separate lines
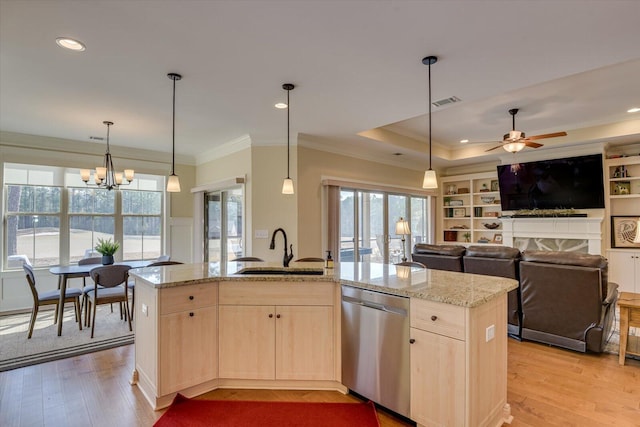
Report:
0,340,638,427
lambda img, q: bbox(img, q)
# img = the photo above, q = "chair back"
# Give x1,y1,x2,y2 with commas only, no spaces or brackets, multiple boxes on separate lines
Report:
412,244,465,272
156,255,171,262
23,263,39,301
90,265,131,289
233,257,264,262
147,261,183,267
78,257,102,266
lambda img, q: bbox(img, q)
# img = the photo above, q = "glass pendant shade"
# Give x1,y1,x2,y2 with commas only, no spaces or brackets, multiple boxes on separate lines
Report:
503,141,526,153
167,174,181,192
423,169,438,189
282,178,294,195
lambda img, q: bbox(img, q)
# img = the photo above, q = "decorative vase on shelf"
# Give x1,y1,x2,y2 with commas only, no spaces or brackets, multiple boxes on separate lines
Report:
101,255,114,265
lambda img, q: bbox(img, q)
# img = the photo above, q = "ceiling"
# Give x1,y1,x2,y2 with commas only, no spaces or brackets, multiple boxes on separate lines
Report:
1,0,640,171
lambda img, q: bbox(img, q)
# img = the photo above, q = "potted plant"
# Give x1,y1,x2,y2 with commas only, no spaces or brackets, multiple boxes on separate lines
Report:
94,238,120,265
463,232,471,243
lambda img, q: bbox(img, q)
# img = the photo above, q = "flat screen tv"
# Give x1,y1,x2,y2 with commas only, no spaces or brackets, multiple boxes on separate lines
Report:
496,153,605,211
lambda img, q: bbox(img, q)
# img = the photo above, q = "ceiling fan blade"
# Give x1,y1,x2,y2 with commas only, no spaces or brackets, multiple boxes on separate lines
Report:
524,141,543,149
526,131,567,141
485,144,504,152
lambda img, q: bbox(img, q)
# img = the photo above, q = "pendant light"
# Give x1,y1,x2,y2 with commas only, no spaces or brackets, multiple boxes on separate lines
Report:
80,121,134,191
422,55,438,189
281,83,295,195
166,72,182,193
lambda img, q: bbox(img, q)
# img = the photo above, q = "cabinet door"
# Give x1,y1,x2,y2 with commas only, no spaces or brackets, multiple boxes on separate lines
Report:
158,306,217,395
218,305,275,379
608,250,638,293
410,327,465,427
275,305,334,380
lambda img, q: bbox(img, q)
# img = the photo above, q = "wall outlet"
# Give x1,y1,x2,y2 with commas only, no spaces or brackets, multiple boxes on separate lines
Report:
485,324,495,342
255,229,268,238
142,303,148,316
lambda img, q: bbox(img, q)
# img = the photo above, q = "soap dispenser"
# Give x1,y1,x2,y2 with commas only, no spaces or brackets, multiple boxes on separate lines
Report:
325,250,334,269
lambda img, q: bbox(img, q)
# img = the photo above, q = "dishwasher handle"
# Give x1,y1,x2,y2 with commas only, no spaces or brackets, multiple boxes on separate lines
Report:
342,295,408,316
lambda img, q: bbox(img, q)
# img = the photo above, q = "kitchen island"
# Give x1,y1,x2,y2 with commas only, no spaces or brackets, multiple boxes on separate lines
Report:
130,261,517,427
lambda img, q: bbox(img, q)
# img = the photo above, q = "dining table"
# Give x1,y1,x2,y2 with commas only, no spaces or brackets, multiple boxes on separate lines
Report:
49,260,150,336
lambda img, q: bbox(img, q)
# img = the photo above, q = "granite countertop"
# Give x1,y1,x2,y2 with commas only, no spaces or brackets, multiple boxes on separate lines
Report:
130,261,517,308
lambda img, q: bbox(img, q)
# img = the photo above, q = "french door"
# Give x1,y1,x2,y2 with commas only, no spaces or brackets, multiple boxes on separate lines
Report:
204,188,243,262
339,189,431,264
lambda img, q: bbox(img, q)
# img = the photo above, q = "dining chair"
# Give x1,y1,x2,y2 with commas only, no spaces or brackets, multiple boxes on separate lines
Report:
78,256,119,324
294,257,325,262
233,257,264,261
23,263,82,339
126,261,183,318
87,265,132,338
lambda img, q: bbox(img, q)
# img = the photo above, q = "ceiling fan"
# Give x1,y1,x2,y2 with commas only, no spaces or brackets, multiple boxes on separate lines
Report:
484,108,567,153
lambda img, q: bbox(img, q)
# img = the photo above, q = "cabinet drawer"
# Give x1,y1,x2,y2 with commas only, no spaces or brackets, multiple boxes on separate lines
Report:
219,282,334,306
159,284,217,314
410,298,465,340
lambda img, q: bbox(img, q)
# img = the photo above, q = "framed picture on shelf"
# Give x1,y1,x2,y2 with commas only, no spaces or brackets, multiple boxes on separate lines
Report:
611,216,640,248
492,233,503,243
449,200,464,206
453,208,466,218
491,180,499,191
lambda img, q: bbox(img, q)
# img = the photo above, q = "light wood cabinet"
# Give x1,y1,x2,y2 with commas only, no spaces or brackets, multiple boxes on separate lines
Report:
134,281,218,406
440,172,503,246
608,250,640,293
218,282,336,382
410,295,510,427
159,305,217,395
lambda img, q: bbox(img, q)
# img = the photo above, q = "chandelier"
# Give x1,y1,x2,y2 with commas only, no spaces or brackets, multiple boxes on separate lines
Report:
80,121,134,191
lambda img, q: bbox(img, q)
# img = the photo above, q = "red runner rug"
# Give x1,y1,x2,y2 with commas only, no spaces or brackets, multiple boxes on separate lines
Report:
154,394,381,427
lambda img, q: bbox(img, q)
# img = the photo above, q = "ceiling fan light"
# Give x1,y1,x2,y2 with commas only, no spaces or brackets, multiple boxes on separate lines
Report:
503,141,526,153
282,178,294,194
422,169,438,189
167,174,181,192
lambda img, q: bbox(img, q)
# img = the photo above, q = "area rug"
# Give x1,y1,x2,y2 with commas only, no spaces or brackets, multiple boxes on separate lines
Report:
154,394,381,427
0,306,134,372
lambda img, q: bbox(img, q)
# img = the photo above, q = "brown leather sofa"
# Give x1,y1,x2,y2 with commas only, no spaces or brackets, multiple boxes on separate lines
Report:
463,246,522,339
519,251,618,353
411,244,466,272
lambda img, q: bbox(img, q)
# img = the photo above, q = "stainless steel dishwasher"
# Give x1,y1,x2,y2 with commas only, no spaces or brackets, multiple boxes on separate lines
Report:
341,285,410,417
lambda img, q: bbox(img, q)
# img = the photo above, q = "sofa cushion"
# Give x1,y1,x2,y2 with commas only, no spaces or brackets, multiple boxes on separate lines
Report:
465,245,520,259
413,244,466,256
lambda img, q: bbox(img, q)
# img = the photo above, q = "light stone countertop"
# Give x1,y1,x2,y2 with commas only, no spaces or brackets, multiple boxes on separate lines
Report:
130,261,517,308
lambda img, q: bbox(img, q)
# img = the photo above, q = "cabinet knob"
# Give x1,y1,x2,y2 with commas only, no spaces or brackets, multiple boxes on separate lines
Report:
189,312,194,317
276,314,281,319
189,295,194,300
431,315,438,321
268,313,273,318
409,338,416,344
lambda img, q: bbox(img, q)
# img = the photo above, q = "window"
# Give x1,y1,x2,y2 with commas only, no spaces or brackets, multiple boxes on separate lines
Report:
339,188,431,264
3,163,165,269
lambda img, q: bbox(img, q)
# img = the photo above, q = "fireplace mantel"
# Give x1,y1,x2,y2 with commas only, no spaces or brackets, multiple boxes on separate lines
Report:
501,217,603,254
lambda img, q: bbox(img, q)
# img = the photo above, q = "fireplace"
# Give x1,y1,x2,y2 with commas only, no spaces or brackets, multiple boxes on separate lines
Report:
501,217,603,255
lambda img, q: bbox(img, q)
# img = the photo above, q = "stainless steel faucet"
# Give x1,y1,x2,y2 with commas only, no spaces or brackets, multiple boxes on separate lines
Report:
269,228,294,267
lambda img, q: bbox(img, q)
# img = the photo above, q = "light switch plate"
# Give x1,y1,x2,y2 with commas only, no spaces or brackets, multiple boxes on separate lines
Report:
255,229,268,238
486,324,495,342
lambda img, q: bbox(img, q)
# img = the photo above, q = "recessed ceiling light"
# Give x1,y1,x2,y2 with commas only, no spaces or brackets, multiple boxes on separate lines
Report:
275,102,288,109
627,107,640,113
55,37,86,51
460,139,469,143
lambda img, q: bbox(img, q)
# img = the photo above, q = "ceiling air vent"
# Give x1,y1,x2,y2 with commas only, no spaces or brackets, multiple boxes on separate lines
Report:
432,96,461,108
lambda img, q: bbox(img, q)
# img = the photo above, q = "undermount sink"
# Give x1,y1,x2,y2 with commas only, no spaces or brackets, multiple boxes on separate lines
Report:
237,267,325,276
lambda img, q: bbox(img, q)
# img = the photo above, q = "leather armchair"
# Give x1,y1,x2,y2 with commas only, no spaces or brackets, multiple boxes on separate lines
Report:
411,244,465,272
463,246,522,338
519,251,618,353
